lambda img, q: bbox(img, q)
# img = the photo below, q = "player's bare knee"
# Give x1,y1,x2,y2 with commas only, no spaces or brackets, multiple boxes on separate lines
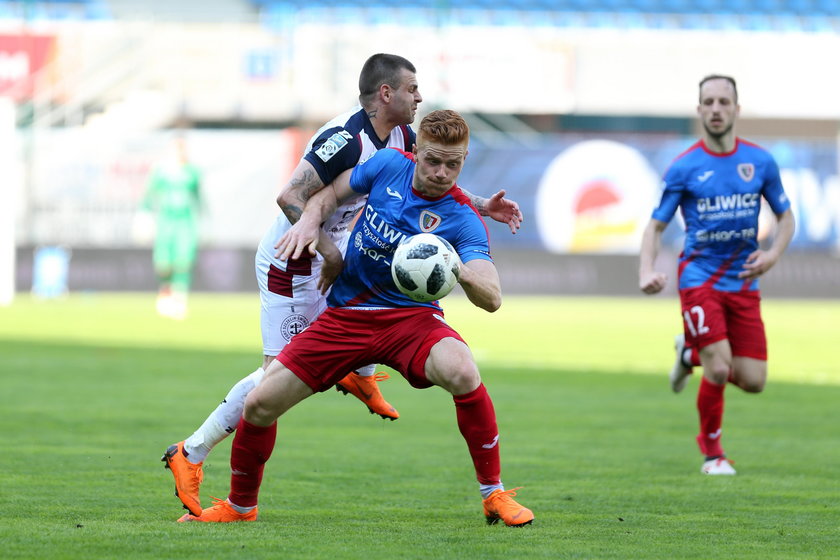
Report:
432,360,480,395
732,361,767,393
740,379,766,393
706,363,731,384
448,362,481,394
243,393,275,426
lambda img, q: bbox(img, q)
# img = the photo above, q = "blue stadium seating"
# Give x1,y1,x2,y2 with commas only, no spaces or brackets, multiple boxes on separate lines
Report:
2,0,837,28
246,0,840,13
247,0,840,31
0,0,110,20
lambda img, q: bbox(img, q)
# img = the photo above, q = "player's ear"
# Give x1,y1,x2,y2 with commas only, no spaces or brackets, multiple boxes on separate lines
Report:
381,83,391,102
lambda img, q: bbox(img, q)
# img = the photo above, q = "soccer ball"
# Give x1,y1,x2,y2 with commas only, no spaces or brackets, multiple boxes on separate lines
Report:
391,233,461,303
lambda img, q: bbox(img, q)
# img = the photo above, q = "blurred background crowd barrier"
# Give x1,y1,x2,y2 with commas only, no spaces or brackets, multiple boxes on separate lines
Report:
1,0,838,298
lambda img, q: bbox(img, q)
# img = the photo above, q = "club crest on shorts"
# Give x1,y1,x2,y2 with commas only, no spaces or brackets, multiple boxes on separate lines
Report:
281,314,310,341
419,210,442,232
737,163,755,182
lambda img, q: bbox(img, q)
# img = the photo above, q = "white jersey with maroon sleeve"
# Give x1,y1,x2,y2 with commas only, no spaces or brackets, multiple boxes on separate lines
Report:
255,106,415,355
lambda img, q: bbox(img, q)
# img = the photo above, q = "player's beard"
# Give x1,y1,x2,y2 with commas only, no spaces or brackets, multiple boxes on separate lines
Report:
703,120,733,140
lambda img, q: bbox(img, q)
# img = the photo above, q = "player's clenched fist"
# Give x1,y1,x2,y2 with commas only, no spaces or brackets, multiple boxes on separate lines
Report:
639,271,667,294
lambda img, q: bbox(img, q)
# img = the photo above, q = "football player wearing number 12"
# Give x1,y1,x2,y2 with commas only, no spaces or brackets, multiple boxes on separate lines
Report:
639,75,795,475
178,109,534,526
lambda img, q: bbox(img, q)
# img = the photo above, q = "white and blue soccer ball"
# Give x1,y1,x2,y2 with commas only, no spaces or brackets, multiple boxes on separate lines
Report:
391,233,461,303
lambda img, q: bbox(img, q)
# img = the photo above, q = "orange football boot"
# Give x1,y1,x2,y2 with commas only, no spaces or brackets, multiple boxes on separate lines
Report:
177,497,257,522
161,441,204,516
335,371,399,420
482,487,534,527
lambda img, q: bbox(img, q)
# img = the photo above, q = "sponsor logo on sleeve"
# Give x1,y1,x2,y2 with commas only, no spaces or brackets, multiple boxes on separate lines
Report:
315,130,353,162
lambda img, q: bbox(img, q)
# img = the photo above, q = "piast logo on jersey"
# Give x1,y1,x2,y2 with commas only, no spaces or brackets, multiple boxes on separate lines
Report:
419,210,441,232
738,163,755,182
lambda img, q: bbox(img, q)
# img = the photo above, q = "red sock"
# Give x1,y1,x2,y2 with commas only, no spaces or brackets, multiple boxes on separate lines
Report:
228,418,277,508
696,377,726,458
453,383,501,485
689,346,701,367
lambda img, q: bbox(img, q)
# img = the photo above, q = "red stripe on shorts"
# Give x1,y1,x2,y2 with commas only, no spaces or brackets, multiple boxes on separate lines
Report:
267,258,312,297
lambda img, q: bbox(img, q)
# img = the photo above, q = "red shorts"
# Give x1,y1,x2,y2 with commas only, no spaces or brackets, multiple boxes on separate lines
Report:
678,286,767,360
277,306,466,391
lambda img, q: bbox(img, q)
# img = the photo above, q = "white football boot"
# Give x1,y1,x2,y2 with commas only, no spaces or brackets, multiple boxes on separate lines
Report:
701,457,736,475
669,333,692,393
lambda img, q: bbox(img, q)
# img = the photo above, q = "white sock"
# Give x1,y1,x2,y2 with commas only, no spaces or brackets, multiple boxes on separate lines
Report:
480,483,504,499
227,499,257,513
355,364,376,378
183,367,266,463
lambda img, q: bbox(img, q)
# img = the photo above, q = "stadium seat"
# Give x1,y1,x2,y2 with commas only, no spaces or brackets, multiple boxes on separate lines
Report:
558,0,593,12
520,0,556,11
784,0,814,13
753,0,784,14
596,0,636,13
815,0,840,16
690,0,727,14
632,0,666,13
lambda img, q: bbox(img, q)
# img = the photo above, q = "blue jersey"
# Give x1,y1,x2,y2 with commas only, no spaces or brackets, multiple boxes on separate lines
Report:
327,148,492,310
652,138,791,292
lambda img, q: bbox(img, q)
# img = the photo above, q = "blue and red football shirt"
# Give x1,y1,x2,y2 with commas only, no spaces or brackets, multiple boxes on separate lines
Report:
327,147,492,310
652,138,791,292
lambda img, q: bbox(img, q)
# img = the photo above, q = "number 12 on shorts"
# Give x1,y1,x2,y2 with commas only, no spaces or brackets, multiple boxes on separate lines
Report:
683,305,710,337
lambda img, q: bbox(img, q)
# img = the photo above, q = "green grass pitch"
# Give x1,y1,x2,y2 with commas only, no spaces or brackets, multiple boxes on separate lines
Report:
1,293,838,559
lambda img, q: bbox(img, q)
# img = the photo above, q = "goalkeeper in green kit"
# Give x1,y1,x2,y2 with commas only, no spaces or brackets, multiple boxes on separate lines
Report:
142,136,202,320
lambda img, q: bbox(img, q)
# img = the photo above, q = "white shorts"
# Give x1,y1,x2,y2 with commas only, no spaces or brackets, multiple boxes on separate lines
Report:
254,217,375,376
256,249,326,356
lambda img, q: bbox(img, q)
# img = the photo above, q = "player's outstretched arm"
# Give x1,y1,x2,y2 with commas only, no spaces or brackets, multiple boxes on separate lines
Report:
456,258,501,312
639,219,668,294
738,208,795,280
461,188,523,234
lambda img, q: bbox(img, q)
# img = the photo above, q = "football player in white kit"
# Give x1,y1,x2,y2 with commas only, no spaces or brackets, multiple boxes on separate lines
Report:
162,53,523,517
